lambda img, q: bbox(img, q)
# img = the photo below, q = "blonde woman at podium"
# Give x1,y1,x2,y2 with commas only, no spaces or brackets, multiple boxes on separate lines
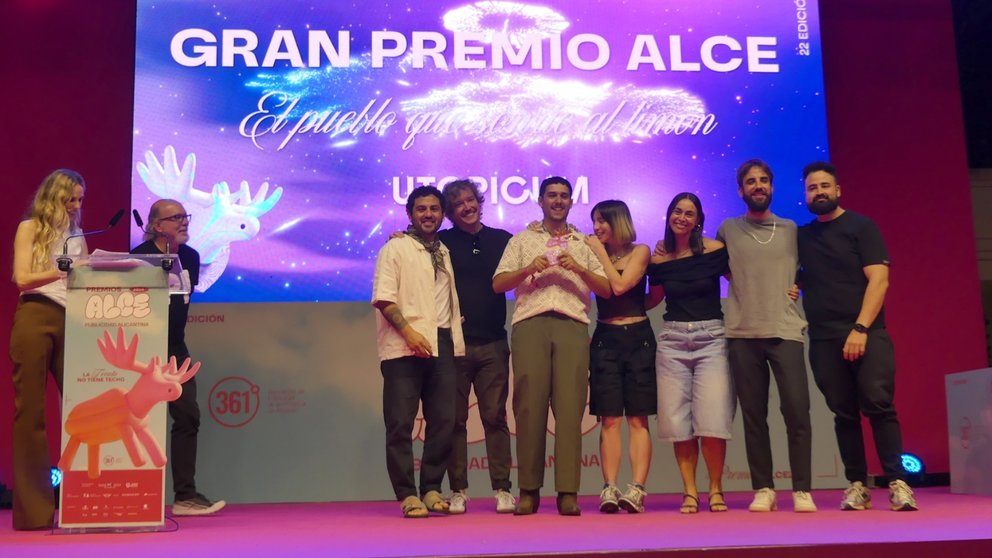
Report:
9,169,87,530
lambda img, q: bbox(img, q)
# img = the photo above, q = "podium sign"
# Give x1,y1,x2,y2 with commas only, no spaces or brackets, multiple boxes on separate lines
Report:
58,259,173,529
946,367,992,495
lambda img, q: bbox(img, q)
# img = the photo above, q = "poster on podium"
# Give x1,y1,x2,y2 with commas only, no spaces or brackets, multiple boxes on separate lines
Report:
57,257,188,530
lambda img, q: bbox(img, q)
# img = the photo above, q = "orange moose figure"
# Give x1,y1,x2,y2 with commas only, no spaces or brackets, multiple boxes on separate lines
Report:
58,327,201,479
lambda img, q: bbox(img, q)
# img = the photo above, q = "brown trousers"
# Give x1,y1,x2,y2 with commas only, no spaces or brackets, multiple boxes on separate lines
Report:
9,295,65,530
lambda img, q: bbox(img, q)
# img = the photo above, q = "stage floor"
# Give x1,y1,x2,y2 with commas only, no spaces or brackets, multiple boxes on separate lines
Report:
2,487,991,558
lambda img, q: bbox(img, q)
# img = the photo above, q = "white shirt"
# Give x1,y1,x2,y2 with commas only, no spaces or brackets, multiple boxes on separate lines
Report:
23,230,85,307
372,235,465,361
434,269,452,328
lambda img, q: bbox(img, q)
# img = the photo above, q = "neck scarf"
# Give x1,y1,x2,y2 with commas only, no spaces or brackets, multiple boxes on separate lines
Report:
405,225,446,277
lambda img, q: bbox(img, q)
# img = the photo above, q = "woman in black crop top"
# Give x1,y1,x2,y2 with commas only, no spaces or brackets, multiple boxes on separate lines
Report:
646,193,733,514
583,200,656,513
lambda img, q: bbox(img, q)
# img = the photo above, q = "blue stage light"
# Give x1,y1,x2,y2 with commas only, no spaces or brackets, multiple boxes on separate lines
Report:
901,453,924,474
50,468,63,488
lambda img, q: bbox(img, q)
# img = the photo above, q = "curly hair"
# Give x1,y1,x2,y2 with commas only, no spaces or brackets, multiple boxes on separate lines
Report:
27,169,85,271
441,179,484,219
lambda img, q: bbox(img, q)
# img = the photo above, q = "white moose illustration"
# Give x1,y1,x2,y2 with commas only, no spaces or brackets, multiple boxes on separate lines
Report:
137,146,283,291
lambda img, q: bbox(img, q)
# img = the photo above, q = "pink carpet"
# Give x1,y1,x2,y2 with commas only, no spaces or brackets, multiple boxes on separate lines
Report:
2,488,991,558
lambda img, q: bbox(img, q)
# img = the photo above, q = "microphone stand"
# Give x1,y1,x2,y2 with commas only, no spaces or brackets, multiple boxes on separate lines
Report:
132,209,174,271
57,209,125,272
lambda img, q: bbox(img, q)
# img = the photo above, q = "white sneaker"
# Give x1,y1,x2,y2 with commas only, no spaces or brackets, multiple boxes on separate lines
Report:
888,480,918,511
792,491,817,513
172,493,226,516
495,489,516,514
618,483,647,514
748,487,777,512
448,491,468,514
841,481,872,511
599,484,621,513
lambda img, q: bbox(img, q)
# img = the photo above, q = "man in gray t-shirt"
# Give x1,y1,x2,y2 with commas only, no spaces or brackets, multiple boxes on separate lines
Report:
716,159,815,513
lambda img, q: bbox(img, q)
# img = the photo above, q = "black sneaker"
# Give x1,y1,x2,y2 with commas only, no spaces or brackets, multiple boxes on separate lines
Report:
172,493,226,516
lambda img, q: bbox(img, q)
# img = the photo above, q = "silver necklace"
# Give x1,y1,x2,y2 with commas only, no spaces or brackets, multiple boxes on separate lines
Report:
745,217,776,245
609,245,631,264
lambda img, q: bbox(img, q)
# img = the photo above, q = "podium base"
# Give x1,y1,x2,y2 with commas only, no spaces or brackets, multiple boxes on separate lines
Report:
52,521,172,535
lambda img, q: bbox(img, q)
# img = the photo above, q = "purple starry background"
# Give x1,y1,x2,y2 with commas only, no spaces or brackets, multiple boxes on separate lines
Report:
132,0,827,303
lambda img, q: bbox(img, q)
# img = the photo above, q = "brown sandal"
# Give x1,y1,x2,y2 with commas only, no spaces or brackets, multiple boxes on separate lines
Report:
401,496,428,518
422,490,450,514
709,492,728,512
680,493,699,514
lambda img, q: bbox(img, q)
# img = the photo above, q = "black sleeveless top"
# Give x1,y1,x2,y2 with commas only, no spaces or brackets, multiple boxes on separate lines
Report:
647,247,729,321
595,269,648,320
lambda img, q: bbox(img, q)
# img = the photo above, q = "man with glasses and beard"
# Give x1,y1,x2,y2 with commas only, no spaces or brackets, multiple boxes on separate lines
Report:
372,185,464,518
437,179,516,514
716,159,816,513
132,199,225,516
797,161,918,512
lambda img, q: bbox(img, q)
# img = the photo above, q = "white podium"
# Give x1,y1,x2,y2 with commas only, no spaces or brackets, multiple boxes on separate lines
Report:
946,367,992,495
56,253,188,530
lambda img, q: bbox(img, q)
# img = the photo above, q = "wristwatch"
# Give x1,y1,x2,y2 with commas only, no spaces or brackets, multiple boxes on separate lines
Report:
852,323,868,334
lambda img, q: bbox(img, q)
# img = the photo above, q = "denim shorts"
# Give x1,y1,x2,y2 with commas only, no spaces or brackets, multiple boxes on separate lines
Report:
655,319,735,441
589,320,658,417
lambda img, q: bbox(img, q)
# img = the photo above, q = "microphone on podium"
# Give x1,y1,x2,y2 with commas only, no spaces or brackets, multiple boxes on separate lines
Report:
133,208,173,271
57,209,126,272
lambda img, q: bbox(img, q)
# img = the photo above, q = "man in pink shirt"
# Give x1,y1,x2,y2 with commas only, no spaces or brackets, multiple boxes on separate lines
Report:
493,176,610,516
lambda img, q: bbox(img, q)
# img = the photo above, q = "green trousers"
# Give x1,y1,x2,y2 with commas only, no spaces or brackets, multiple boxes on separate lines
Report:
511,313,589,493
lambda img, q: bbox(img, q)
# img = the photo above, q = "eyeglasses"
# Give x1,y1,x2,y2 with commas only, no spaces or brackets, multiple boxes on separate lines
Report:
472,235,481,255
159,213,192,224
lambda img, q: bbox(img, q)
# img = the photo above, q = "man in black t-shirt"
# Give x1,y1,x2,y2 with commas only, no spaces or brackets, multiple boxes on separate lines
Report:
797,161,917,512
132,199,225,516
437,179,516,514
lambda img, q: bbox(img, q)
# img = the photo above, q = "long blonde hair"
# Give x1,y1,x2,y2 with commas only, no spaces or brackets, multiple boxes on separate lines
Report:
28,169,85,272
